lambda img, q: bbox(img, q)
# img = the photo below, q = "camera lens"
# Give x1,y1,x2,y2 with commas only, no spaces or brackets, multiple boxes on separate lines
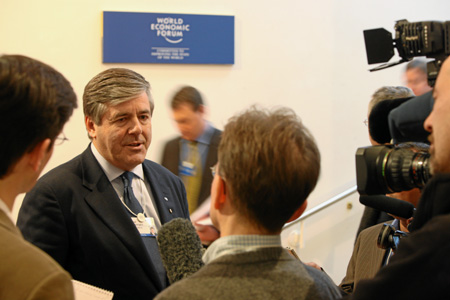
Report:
356,144,430,195
382,148,430,193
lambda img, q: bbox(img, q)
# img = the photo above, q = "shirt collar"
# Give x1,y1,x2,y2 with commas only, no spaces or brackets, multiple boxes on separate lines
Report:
0,198,13,223
202,234,282,264
197,122,214,145
90,143,144,182
182,122,214,145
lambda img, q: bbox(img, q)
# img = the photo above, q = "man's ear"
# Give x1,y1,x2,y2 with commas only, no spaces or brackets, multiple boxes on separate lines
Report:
85,116,96,139
287,200,308,223
197,104,206,116
28,138,52,172
213,177,227,210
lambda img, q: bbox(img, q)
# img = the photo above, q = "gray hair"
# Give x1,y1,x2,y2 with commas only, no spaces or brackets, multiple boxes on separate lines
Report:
368,86,414,113
83,68,153,125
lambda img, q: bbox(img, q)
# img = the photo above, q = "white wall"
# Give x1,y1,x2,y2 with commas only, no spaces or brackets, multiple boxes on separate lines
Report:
2,0,449,285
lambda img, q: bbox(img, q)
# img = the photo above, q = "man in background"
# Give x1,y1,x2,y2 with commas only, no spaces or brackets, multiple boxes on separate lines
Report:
156,106,341,300
0,54,77,299
17,68,189,300
161,86,221,215
404,58,432,96
389,59,434,144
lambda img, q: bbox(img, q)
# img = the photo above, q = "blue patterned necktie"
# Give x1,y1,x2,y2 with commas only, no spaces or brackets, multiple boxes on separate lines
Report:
120,171,167,288
121,171,144,216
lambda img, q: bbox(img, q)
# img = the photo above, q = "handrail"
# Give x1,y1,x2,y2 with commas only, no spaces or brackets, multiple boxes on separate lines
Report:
283,185,357,229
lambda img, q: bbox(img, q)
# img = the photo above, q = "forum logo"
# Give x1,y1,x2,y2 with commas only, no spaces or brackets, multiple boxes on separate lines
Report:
150,17,190,44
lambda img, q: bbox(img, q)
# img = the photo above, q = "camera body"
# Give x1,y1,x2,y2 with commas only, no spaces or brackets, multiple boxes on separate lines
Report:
364,19,450,86
356,145,430,195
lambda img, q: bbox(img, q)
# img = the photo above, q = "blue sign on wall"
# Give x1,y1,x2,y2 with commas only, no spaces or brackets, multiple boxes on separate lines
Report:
103,11,235,64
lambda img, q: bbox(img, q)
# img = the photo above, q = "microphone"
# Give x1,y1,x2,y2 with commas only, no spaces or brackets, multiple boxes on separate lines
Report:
360,195,415,219
157,218,205,284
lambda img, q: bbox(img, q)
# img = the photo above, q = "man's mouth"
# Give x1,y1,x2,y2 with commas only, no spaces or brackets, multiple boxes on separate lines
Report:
127,141,144,147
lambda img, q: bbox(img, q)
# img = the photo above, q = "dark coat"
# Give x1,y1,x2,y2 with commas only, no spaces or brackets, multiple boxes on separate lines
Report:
17,145,189,300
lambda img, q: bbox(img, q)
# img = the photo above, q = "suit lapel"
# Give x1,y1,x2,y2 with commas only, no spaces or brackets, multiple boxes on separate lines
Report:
143,162,176,225
79,147,163,289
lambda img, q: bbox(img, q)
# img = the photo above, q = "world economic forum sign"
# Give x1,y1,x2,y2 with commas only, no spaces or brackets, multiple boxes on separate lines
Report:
103,11,235,64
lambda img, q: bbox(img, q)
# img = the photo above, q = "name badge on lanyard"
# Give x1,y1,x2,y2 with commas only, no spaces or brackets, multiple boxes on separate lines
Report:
132,216,158,237
179,161,197,177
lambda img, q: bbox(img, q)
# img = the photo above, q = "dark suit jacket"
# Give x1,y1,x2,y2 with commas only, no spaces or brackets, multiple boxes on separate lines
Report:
345,174,450,299
161,127,221,210
17,145,189,300
340,223,387,294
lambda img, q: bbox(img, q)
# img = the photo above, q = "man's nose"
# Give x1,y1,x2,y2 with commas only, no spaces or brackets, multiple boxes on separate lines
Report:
128,117,143,134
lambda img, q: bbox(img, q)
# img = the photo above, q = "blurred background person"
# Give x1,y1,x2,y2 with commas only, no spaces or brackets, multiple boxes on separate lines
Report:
404,58,433,96
161,86,221,215
389,59,435,144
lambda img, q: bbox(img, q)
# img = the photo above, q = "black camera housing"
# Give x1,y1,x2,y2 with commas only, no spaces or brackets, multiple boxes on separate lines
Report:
364,19,450,86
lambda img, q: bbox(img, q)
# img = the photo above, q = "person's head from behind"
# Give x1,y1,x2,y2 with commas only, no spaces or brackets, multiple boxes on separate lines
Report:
170,86,206,142
425,57,450,174
83,68,154,171
211,106,321,234
0,55,77,185
367,86,414,145
404,59,432,96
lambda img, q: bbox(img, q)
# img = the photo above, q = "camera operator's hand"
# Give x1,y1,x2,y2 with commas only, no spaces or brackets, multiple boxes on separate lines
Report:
387,213,413,232
388,188,420,232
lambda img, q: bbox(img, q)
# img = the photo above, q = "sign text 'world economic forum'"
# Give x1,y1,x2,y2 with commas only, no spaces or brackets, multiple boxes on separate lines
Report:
103,11,235,64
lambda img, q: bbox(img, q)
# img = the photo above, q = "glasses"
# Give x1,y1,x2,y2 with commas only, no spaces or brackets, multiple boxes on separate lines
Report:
210,165,217,177
55,133,69,145
363,119,368,127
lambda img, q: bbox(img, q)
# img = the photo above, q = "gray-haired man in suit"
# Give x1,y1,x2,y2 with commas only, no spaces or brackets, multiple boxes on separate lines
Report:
17,68,190,300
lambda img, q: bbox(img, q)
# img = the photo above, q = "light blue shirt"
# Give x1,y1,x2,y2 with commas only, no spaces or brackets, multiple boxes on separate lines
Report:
90,143,162,229
202,235,282,264
179,122,215,170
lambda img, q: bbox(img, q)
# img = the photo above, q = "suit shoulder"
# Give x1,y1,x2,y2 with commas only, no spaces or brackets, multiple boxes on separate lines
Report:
0,223,71,281
163,136,181,148
209,128,222,146
145,160,181,180
37,154,84,184
40,155,82,182
360,222,385,237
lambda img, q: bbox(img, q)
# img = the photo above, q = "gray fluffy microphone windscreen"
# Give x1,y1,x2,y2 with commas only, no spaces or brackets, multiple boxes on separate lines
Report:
157,218,205,284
